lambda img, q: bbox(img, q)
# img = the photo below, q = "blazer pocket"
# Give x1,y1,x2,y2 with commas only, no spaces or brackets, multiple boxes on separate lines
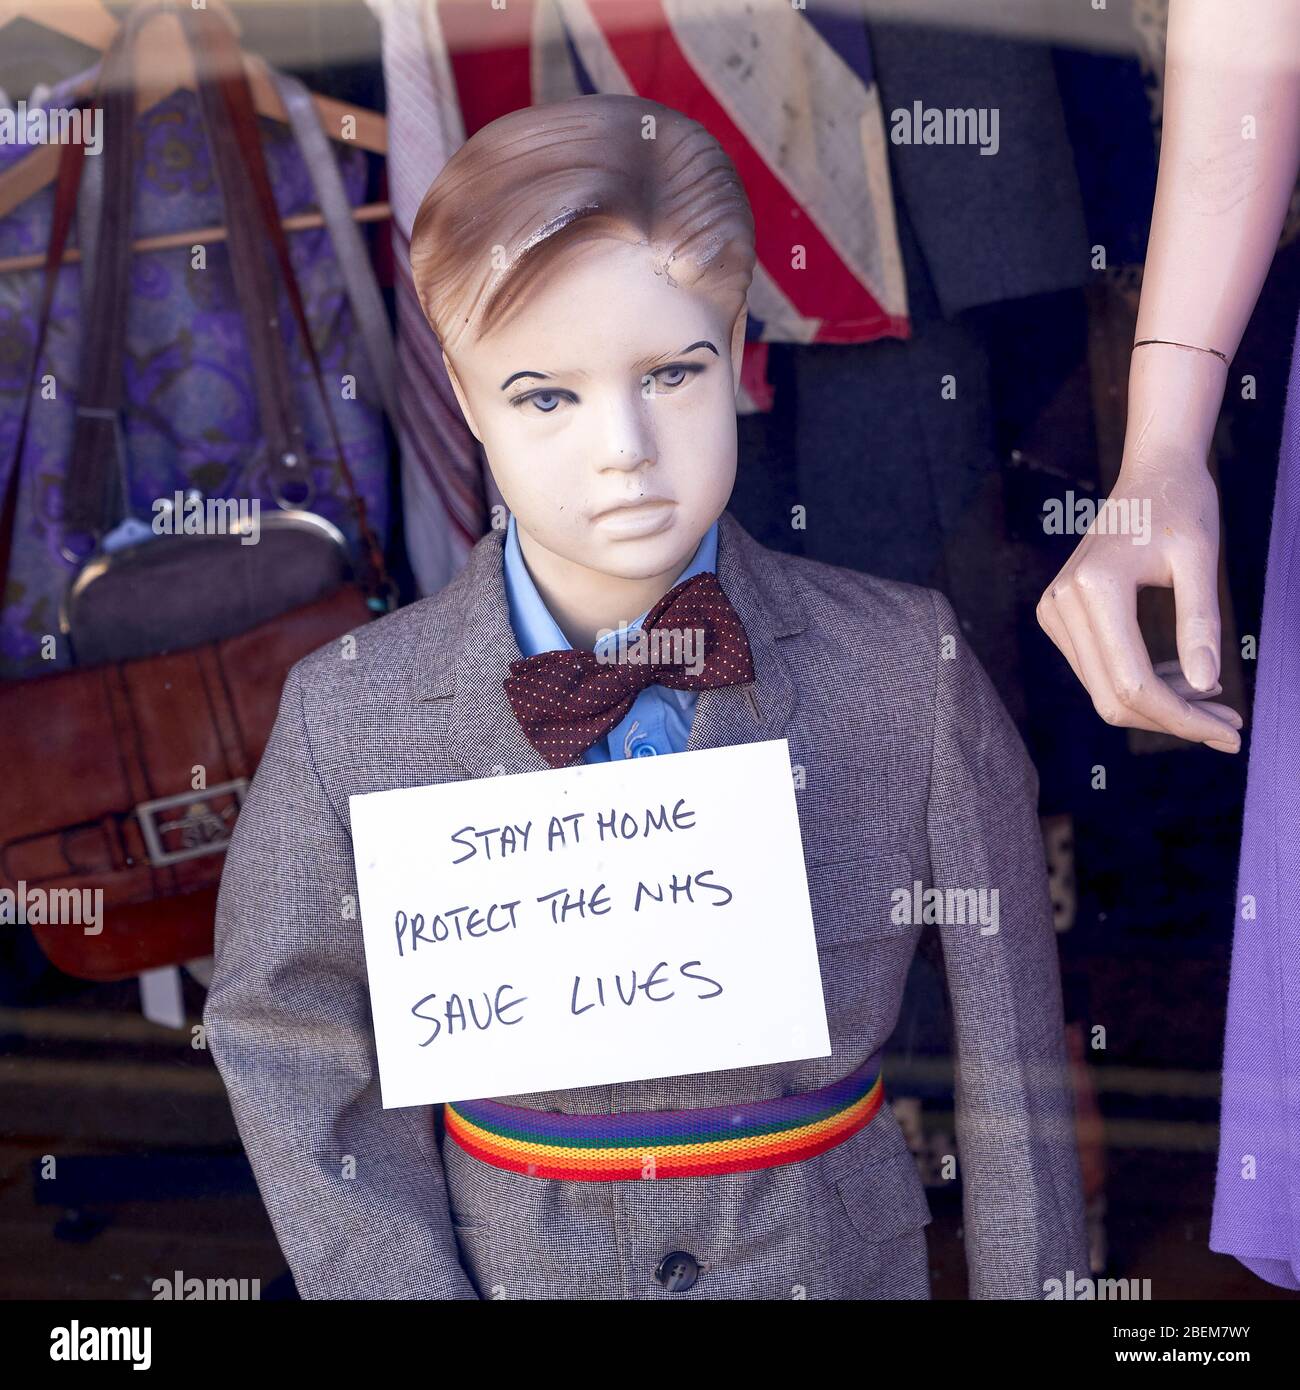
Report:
804,849,916,949
835,1149,933,1246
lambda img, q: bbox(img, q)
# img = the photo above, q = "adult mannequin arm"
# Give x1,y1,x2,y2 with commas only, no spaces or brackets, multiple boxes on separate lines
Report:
1036,0,1300,750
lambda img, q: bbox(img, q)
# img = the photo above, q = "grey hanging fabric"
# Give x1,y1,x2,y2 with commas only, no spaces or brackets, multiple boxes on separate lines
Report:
271,69,399,429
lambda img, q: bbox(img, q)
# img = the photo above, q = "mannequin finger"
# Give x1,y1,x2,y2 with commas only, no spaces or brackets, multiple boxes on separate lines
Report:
1193,700,1243,729
1052,588,1167,734
1083,587,1239,746
1036,594,1086,688
1068,583,1240,749
1068,641,1239,736
1170,549,1222,693
1147,678,1242,745
1153,659,1222,702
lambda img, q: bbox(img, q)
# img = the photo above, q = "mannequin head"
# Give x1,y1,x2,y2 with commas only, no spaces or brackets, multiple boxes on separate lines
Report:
410,95,756,603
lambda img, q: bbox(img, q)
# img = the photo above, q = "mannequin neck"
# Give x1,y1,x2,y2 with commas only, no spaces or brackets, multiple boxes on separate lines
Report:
515,526,699,651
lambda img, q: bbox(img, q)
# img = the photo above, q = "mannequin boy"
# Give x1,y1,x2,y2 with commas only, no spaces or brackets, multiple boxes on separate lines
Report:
205,94,1087,1300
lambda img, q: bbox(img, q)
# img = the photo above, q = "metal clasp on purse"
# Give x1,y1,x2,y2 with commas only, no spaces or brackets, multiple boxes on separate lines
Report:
134,780,249,867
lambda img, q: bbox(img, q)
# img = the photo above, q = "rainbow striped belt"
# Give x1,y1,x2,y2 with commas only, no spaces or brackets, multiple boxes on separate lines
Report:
443,1054,884,1180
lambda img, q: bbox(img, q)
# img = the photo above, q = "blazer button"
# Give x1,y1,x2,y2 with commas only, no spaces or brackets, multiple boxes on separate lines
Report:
654,1251,700,1292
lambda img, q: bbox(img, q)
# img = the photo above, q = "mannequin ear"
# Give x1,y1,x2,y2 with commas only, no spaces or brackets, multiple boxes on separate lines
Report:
728,304,749,397
442,349,483,442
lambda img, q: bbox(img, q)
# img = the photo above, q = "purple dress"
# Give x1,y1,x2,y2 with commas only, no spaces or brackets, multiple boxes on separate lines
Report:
1210,307,1300,1290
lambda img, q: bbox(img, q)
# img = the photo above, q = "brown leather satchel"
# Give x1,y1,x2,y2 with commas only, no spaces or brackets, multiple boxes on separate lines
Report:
0,3,391,982
0,586,370,980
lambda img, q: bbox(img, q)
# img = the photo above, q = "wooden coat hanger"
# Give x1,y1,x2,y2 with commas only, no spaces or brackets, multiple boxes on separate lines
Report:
0,0,390,272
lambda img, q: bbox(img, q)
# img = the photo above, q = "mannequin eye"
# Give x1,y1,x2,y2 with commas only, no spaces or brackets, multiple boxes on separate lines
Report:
645,362,704,394
510,388,577,414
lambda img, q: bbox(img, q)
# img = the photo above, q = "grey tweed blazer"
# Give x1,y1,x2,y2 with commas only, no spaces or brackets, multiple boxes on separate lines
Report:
205,509,1087,1300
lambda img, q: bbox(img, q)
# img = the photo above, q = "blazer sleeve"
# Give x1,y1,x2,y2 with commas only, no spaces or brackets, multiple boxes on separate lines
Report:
203,659,479,1300
923,589,1088,1298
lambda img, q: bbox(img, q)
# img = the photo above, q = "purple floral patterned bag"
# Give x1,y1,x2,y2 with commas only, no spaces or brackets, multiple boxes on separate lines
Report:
0,50,389,678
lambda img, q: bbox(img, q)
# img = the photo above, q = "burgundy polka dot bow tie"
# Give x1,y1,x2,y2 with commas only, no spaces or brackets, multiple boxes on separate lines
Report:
503,570,756,769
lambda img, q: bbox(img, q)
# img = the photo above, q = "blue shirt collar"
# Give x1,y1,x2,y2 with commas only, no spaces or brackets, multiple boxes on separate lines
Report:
503,512,720,659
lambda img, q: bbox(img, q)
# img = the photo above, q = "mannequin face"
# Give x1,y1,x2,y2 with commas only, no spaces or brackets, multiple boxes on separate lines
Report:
442,238,746,586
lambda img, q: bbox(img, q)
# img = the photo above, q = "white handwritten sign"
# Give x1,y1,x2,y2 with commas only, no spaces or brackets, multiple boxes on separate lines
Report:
348,738,831,1108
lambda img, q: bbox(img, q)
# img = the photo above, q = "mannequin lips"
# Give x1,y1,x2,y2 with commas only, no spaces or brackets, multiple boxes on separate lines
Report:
593,498,676,537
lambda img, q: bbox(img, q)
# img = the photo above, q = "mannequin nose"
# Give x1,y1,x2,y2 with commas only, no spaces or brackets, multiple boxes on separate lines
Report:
598,394,656,472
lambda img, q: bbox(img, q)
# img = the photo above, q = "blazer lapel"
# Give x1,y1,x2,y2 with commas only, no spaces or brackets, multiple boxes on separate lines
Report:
684,511,801,756
433,528,553,780
427,511,804,780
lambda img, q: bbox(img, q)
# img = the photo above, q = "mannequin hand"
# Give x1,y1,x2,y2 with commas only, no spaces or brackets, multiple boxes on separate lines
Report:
1036,460,1242,753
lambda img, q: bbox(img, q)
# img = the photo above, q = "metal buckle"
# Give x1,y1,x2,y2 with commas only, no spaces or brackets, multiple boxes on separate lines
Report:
135,779,249,867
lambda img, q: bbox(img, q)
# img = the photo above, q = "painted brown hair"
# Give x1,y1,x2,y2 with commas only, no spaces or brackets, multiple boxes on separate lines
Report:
410,94,756,352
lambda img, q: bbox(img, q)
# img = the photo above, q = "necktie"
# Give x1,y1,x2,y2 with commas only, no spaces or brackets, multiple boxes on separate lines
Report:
504,571,755,769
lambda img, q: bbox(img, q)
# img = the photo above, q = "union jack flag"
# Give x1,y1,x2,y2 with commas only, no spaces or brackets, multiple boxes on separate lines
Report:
440,0,909,349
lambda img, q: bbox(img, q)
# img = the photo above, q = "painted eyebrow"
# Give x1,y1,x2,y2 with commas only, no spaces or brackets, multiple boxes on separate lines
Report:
500,343,717,389
638,340,720,369
500,369,552,391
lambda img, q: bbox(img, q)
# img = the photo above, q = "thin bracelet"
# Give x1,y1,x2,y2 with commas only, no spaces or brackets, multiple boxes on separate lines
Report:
1133,337,1229,365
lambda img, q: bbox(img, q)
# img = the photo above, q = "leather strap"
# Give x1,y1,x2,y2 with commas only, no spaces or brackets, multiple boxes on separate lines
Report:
63,0,309,542
184,4,394,605
0,127,87,597
194,641,251,783
190,55,310,509
101,661,171,900
60,4,149,545
75,139,104,319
